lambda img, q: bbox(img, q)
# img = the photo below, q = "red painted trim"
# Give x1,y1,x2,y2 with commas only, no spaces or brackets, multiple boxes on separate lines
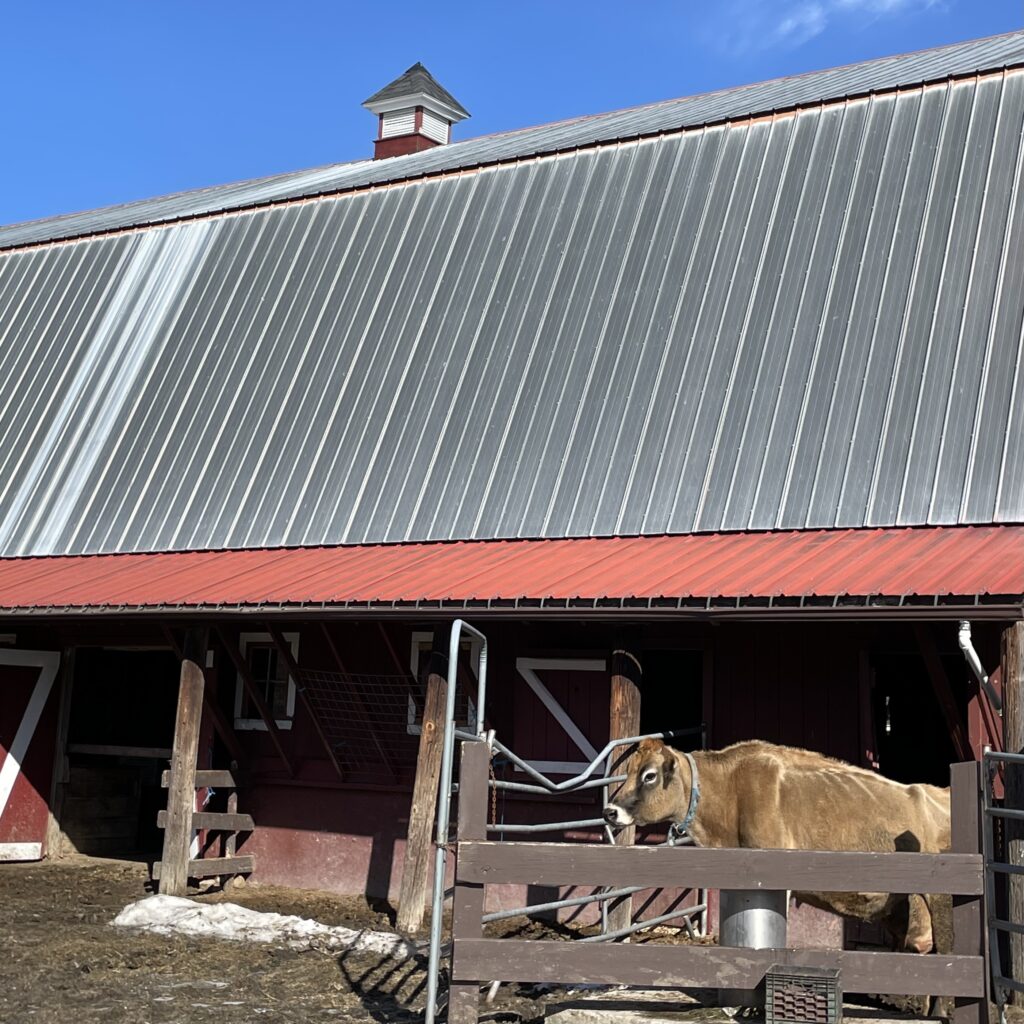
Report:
414,106,423,133
373,133,442,160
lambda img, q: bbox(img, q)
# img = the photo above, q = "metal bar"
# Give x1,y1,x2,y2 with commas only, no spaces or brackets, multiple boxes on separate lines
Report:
425,619,489,1024
993,918,1024,936
985,750,1024,765
490,776,626,794
988,862,1024,877
993,975,1024,995
481,886,647,924
578,903,708,943
486,818,605,834
986,806,1024,821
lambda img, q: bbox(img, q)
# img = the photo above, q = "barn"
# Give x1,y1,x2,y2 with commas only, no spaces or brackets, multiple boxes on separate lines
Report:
1,30,1023,949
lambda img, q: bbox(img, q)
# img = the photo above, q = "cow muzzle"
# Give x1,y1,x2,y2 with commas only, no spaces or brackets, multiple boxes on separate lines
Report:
603,803,633,827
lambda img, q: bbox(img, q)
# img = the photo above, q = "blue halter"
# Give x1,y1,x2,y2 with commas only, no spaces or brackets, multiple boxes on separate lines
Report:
667,751,700,845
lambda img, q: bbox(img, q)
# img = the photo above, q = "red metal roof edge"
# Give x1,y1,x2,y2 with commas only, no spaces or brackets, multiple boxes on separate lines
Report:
0,525,1022,617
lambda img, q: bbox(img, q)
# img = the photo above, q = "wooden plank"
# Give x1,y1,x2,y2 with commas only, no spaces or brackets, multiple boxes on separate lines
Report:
164,626,248,768
45,648,75,860
159,629,206,897
608,648,642,935
68,743,173,759
161,769,240,789
914,624,972,762
265,624,342,779
152,855,254,881
397,630,448,937
455,842,984,894
217,626,295,777
1004,620,1024,1005
449,741,488,1024
452,939,985,997
320,623,395,778
951,760,987,1024
158,810,254,831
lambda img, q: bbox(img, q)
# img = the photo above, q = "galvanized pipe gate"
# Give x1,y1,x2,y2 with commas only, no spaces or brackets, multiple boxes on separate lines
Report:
425,621,989,1024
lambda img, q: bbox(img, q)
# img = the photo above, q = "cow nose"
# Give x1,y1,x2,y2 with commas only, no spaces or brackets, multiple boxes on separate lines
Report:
603,806,620,825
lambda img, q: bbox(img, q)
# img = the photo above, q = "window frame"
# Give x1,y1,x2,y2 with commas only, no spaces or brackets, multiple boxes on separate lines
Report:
233,631,300,731
407,631,480,735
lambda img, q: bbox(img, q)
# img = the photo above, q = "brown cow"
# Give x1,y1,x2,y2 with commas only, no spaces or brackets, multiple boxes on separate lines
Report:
603,739,950,953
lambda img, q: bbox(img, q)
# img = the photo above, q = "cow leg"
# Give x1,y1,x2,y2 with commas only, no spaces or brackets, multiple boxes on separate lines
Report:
903,893,934,954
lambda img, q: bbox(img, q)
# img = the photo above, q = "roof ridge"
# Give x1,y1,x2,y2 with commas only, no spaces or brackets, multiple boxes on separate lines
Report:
3,29,1023,249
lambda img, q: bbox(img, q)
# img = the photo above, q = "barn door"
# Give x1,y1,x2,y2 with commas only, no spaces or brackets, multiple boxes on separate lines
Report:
0,650,61,861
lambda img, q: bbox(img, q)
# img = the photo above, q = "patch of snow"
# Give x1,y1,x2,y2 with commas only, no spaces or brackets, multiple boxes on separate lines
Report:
113,894,414,959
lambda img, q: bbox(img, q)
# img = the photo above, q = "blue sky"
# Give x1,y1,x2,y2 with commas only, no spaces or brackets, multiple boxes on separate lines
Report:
2,0,1021,226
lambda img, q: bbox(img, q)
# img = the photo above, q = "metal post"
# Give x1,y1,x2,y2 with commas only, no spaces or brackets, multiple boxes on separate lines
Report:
718,889,788,1008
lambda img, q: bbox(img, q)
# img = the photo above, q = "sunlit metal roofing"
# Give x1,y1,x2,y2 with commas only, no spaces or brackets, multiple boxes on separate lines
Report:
0,527,1019,616
1,38,1024,558
2,30,1023,250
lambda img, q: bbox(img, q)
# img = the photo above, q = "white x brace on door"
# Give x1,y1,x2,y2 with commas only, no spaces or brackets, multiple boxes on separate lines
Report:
0,649,61,861
515,657,606,775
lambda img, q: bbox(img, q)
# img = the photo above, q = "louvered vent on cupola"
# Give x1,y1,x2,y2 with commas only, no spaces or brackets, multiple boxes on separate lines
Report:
363,62,469,160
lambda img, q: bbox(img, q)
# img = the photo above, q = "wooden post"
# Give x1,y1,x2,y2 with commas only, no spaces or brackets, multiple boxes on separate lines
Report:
448,740,488,1024
45,648,75,859
1003,621,1024,1003
164,627,248,769
159,629,206,896
397,631,449,936
608,649,642,935
951,760,986,1024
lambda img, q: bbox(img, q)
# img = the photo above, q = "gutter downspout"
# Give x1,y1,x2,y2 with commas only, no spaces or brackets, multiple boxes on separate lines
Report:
958,620,1002,715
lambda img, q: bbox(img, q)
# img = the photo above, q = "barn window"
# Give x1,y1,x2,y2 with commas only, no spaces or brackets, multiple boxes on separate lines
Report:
407,631,479,734
233,632,299,731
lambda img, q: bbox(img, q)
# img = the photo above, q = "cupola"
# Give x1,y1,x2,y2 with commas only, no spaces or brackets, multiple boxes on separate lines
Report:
363,63,469,160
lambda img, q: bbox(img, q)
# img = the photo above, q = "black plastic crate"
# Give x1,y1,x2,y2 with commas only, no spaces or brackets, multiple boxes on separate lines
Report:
765,965,842,1024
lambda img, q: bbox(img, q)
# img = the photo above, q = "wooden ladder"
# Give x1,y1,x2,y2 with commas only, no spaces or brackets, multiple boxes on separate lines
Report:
154,767,254,886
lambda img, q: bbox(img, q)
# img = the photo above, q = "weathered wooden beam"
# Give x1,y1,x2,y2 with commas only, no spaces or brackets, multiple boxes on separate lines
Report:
163,626,248,769
397,629,449,937
449,741,488,1024
158,810,254,831
161,769,241,789
265,624,342,779
951,760,986,1024
451,940,985,997
159,628,206,896
607,648,642,935
1003,620,1024,1005
320,622,395,778
217,626,295,777
914,624,972,762
455,842,984,894
45,648,75,860
152,855,254,881
68,743,172,759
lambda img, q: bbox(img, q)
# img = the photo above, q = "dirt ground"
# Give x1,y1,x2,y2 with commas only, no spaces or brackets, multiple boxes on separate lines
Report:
0,857,1004,1024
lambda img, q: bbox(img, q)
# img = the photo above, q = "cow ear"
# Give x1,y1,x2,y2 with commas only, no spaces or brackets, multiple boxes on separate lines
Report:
662,752,675,778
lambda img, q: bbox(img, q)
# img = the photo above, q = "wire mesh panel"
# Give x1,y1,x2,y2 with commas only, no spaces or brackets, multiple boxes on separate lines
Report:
299,669,471,781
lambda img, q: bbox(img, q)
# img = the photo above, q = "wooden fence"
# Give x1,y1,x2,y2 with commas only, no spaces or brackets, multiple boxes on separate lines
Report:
448,741,987,1024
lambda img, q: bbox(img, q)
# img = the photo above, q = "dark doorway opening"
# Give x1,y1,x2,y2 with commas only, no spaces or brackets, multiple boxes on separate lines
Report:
63,648,179,857
871,651,960,788
640,649,705,750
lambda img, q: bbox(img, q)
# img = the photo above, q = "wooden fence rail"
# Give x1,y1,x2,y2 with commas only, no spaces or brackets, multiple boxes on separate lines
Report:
448,741,987,1024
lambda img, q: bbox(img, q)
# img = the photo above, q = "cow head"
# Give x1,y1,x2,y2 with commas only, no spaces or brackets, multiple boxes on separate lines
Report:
603,738,693,829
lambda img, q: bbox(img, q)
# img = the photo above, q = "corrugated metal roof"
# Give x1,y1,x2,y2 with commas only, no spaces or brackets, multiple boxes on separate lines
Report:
0,527,1019,614
1,61,1023,557
2,30,1024,250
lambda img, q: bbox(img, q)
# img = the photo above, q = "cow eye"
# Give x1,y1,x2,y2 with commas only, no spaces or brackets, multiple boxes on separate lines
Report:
641,769,657,785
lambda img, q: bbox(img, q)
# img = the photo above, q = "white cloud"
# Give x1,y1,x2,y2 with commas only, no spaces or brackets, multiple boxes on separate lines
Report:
710,0,943,55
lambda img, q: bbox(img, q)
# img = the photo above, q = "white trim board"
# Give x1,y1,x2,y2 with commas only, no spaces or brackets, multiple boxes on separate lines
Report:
0,841,43,862
0,649,61,828
515,658,606,774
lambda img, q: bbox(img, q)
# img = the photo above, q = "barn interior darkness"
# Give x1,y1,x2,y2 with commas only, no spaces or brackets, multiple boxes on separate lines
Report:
64,647,178,857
